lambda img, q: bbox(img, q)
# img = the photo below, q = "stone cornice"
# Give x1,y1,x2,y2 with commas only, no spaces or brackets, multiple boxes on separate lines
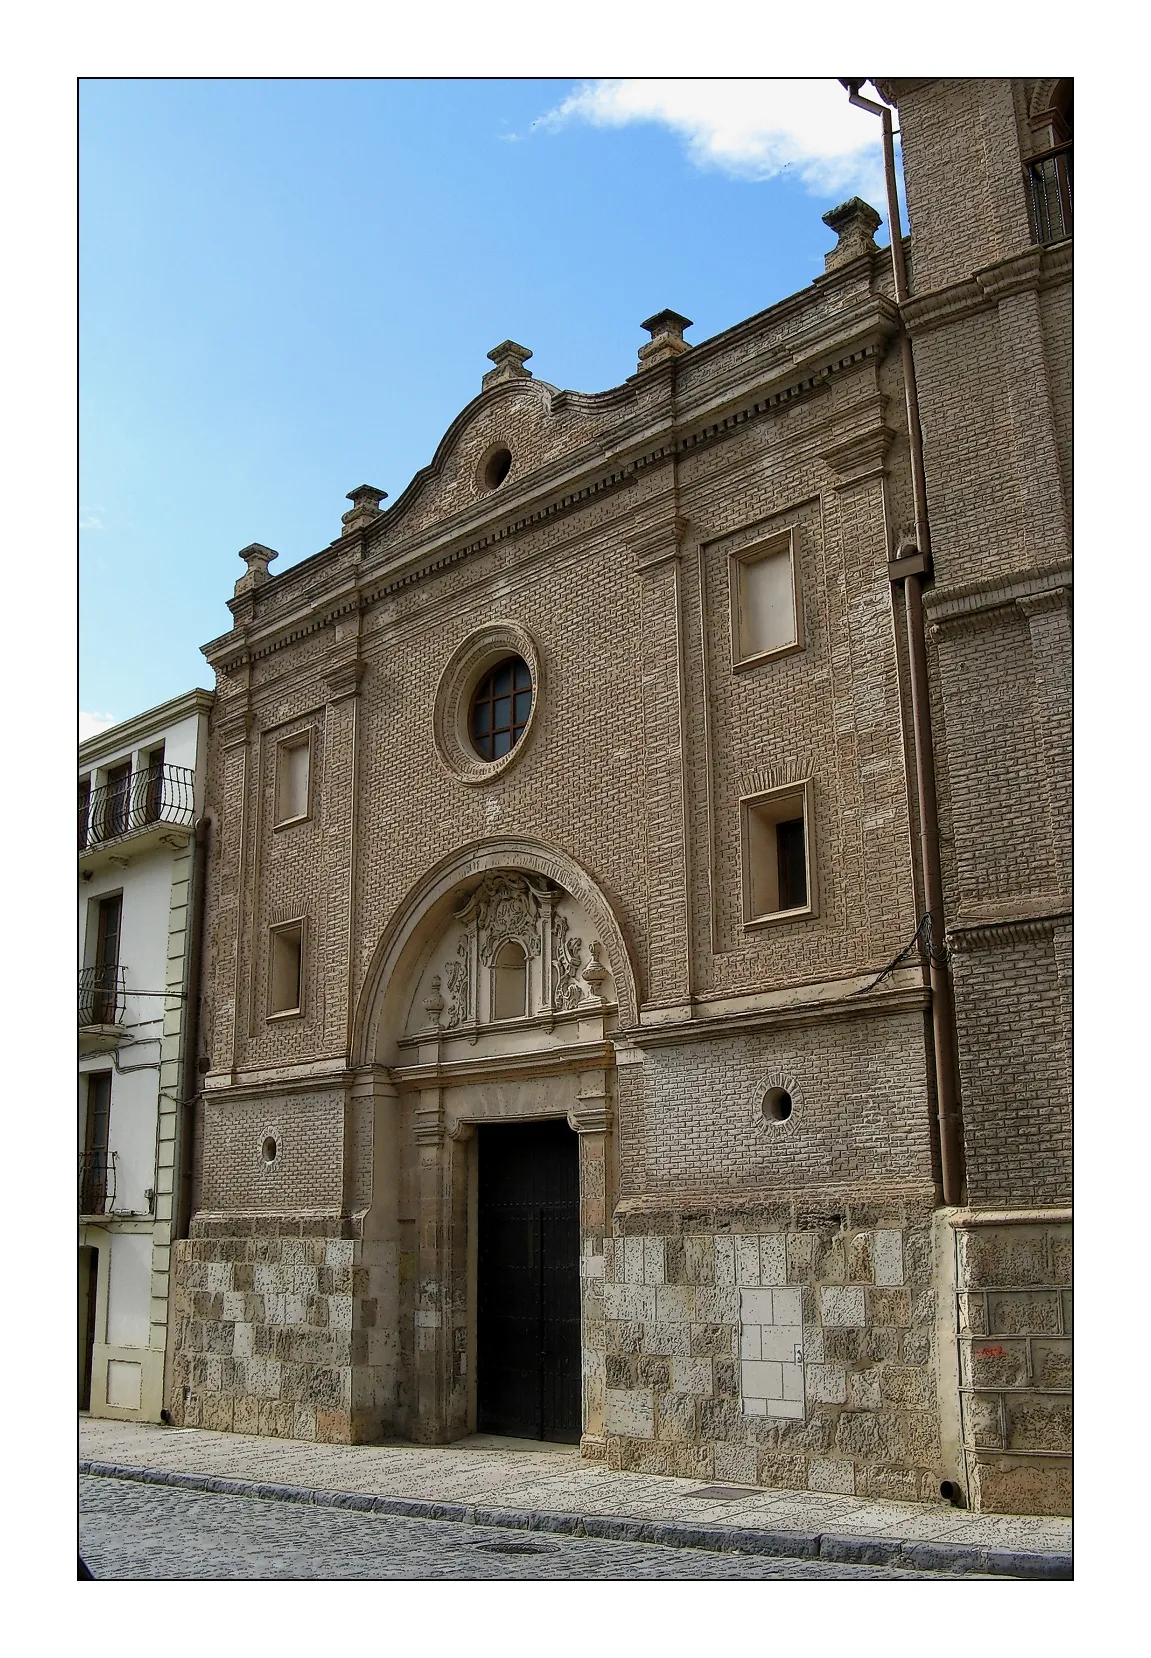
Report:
902,241,1071,337
201,300,901,677
390,1039,617,1091
948,911,1071,953
79,686,215,766
924,563,1071,629
623,984,929,1049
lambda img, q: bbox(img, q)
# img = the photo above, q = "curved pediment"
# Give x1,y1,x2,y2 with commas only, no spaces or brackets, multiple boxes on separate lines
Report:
361,349,639,555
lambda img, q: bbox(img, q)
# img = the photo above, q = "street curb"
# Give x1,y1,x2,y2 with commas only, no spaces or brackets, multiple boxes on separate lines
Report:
79,1459,1072,1579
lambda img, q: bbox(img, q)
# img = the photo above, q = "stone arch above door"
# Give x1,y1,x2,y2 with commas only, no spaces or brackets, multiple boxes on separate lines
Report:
352,837,640,1066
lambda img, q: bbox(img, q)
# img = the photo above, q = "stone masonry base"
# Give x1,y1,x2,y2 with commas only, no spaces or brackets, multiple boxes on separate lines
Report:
600,1192,947,1503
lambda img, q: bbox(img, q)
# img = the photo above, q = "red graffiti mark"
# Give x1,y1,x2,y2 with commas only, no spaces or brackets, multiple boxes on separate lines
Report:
973,1345,1006,1360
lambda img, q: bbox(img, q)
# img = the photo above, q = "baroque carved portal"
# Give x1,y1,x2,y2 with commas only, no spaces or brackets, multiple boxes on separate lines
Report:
406,870,615,1040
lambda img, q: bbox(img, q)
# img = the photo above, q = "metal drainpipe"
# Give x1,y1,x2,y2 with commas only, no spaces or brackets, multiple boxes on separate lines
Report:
175,815,210,1240
842,79,964,1206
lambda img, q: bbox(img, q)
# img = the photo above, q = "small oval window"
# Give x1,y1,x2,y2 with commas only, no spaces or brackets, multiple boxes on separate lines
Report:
261,1136,279,1163
762,1088,793,1123
483,447,512,490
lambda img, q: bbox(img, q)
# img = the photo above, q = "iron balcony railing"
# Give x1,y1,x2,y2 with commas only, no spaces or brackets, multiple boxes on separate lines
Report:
1026,144,1072,244
79,964,128,1027
79,762,196,851
79,1149,116,1216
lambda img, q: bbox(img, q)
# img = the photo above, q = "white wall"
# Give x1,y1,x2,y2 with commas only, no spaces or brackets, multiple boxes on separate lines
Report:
106,1232,153,1348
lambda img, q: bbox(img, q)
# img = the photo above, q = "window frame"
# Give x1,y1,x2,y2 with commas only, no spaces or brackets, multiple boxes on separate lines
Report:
728,529,804,673
273,731,313,830
739,779,817,929
267,917,307,1019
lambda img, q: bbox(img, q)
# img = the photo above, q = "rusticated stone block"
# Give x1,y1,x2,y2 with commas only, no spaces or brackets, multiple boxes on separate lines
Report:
902,1231,931,1285
821,1286,865,1326
963,1338,1028,1389
699,1398,742,1440
846,1232,874,1283
605,1353,632,1388
774,1415,832,1454
605,1387,654,1438
690,1323,736,1359
759,1236,787,1285
860,1465,923,1503
606,1320,644,1355
315,1409,352,1443
807,1364,847,1404
656,1391,697,1442
902,1328,931,1364
859,1327,901,1363
957,1292,987,1335
846,1367,881,1409
663,1237,686,1285
961,1392,1003,1448
1030,1338,1071,1390
969,1456,1071,1517
880,1365,933,1407
714,1358,739,1400
1049,1232,1072,1285
957,1227,1048,1289
636,1354,670,1391
683,1235,714,1286
808,1458,855,1495
867,1287,910,1327
641,1321,691,1357
757,1451,808,1490
233,1395,259,1436
835,1412,881,1458
987,1289,1062,1335
1004,1393,1072,1453
714,1442,758,1485
671,1355,712,1395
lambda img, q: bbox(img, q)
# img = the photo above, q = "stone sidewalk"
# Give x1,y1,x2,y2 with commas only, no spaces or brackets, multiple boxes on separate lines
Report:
79,1418,1072,1579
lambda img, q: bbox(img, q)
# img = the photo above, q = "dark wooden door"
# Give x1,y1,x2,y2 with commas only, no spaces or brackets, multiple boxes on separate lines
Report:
477,1119,581,1443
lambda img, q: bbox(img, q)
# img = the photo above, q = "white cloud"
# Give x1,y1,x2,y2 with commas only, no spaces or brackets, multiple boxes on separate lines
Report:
79,710,117,740
537,79,886,201
80,506,105,531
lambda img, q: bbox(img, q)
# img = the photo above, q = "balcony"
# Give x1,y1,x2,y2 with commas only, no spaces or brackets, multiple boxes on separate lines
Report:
79,1150,116,1217
1026,144,1072,244
78,763,196,867
79,965,128,1052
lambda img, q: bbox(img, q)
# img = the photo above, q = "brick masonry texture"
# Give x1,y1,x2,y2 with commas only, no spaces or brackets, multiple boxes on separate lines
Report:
172,79,1071,1514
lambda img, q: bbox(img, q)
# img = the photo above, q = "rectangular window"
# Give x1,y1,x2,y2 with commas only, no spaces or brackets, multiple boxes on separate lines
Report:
275,735,311,826
730,533,801,669
81,1072,112,1214
141,744,165,823
101,760,132,840
269,921,304,1016
741,782,815,926
91,893,123,1023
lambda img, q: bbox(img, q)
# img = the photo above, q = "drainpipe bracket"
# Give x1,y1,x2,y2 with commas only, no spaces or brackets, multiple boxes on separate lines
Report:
889,550,933,583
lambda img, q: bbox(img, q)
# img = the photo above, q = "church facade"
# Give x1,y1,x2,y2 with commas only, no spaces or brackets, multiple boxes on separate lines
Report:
169,78,1071,1515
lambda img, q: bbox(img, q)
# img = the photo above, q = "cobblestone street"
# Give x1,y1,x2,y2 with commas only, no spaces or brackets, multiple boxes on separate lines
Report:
80,1476,965,1581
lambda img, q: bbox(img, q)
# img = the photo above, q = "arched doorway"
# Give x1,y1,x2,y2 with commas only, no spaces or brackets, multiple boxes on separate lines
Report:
351,843,638,1449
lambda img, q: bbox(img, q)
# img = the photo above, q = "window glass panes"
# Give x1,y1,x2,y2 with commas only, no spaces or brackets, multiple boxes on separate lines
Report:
469,657,533,762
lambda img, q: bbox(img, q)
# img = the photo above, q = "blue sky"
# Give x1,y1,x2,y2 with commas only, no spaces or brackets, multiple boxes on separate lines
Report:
80,77,890,731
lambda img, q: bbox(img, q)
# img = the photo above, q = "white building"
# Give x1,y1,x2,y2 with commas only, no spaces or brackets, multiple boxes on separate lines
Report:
79,689,212,1421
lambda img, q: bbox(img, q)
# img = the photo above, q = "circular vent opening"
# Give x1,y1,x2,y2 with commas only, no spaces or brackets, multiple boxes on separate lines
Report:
762,1088,793,1123
261,1136,279,1164
483,447,512,490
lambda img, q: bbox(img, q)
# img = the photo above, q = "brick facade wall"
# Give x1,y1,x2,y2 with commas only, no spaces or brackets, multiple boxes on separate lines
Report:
171,79,1071,1513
